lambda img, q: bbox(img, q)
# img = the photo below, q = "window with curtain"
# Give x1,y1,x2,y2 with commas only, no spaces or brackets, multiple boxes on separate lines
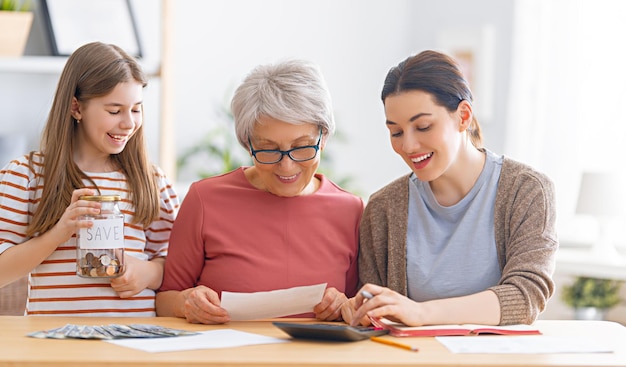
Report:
505,0,626,247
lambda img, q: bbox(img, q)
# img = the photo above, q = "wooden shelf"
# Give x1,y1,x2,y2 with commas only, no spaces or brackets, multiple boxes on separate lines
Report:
0,56,159,76
0,56,67,74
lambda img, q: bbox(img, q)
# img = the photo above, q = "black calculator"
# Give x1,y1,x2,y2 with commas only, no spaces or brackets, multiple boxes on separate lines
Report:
272,322,389,341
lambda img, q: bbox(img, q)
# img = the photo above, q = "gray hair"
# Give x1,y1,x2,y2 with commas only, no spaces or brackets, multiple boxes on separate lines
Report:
231,59,335,148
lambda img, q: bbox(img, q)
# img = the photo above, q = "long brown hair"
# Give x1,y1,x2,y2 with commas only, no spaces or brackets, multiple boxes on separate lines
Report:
381,50,483,149
27,42,160,237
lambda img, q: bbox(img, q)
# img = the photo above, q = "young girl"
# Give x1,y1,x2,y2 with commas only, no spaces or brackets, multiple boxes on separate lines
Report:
343,50,558,327
0,42,179,316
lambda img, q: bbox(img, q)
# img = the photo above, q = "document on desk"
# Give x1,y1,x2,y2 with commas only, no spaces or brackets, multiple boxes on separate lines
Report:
436,335,615,354
221,283,326,321
105,329,289,352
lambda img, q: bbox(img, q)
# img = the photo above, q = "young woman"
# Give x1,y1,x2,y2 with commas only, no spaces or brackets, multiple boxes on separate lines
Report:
342,50,558,327
0,42,179,316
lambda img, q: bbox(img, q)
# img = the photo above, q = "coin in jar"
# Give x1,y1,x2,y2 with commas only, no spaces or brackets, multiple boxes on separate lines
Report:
100,254,112,266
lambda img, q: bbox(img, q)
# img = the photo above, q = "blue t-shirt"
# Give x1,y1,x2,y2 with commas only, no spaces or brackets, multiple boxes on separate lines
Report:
406,150,503,301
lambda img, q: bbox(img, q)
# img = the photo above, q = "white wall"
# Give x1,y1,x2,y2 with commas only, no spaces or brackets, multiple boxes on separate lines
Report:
1,0,514,200
165,0,514,199
167,0,409,197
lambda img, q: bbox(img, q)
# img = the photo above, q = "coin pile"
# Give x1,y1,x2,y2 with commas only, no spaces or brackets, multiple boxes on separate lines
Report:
77,251,122,277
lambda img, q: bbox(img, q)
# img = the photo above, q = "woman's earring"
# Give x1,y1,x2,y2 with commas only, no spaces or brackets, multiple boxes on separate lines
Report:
75,119,81,124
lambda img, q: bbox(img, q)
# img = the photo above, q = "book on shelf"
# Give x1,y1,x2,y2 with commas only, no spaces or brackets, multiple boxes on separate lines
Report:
370,317,541,337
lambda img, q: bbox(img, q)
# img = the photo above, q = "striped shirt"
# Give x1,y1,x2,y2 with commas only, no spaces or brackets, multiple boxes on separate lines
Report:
0,152,179,316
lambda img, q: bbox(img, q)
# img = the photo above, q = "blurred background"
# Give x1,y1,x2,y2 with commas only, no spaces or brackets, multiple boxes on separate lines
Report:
1,0,625,321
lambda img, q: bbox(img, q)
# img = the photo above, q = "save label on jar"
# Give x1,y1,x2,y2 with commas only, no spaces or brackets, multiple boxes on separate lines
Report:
76,195,125,278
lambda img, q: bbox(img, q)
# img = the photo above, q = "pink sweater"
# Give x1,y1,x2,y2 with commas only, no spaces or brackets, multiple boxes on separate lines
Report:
160,168,363,301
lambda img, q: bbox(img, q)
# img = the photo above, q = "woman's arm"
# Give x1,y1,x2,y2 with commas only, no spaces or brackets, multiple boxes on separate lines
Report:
358,176,410,292
156,289,188,317
491,162,558,325
346,284,500,326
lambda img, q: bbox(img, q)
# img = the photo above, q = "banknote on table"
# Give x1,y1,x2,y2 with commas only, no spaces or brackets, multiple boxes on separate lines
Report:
28,324,199,340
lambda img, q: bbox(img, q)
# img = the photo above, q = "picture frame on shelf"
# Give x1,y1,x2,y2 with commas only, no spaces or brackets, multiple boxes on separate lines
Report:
40,0,142,57
437,26,495,121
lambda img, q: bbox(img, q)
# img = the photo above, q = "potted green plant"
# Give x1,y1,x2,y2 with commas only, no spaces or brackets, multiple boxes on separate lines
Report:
561,276,622,320
177,104,361,195
0,0,33,57
176,106,252,180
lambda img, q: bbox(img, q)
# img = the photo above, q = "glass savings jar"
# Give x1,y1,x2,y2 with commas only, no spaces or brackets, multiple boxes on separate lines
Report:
76,195,125,278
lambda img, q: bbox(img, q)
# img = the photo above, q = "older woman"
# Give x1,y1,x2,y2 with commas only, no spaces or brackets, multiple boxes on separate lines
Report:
156,60,363,324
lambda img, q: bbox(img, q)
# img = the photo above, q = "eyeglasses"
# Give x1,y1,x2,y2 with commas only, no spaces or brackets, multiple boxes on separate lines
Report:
248,128,322,164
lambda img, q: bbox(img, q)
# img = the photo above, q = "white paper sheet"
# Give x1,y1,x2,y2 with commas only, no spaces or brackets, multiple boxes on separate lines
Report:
105,329,289,352
220,283,326,321
436,335,615,354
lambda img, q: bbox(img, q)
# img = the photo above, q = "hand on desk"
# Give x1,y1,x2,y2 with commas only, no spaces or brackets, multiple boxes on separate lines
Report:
341,284,422,327
182,285,230,324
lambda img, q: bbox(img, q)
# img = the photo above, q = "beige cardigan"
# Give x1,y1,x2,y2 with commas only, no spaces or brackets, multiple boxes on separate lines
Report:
358,157,558,325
